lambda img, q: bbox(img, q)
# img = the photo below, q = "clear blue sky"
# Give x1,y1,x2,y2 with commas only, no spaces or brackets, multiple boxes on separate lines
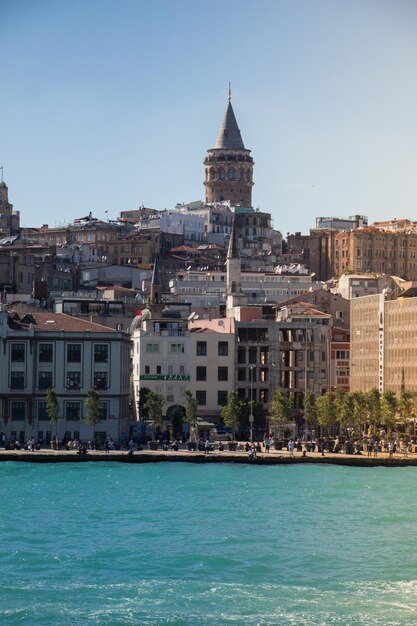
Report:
1,0,417,236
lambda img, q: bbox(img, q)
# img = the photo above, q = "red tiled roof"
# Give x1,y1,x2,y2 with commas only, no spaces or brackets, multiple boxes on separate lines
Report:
13,311,117,333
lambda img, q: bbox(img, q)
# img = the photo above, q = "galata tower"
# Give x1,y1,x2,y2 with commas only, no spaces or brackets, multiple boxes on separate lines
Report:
204,87,254,207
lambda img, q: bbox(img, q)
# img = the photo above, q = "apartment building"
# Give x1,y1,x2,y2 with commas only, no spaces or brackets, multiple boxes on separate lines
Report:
0,307,131,444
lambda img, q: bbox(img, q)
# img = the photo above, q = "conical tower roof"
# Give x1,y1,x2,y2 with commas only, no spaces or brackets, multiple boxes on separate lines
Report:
214,101,245,150
151,255,162,287
227,217,240,259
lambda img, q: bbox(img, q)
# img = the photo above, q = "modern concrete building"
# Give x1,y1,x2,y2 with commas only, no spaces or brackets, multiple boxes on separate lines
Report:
350,293,417,395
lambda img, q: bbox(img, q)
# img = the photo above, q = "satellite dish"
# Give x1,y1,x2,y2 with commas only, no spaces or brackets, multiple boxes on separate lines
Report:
187,311,197,321
193,314,199,320
203,313,209,319
218,320,224,326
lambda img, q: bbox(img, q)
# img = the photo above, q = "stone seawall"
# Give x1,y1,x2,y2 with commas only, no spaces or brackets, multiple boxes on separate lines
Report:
1,450,416,467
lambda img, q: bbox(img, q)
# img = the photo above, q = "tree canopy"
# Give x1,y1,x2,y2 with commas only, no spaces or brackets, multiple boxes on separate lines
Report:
46,388,59,436
144,390,165,431
85,389,103,433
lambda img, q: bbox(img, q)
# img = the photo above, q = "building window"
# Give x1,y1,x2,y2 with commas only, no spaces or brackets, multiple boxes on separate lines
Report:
11,401,26,420
166,386,174,402
38,401,48,420
94,372,108,389
170,343,184,353
196,341,207,356
38,371,53,390
336,350,349,359
94,344,109,363
10,372,25,389
196,390,206,405
39,343,53,362
145,343,159,353
66,402,81,421
145,365,150,374
196,366,207,381
66,371,81,390
156,365,161,374
217,390,228,406
218,342,228,356
218,367,228,381
11,343,25,362
99,402,108,420
67,344,81,363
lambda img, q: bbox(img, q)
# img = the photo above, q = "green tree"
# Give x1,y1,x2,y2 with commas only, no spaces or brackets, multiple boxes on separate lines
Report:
365,388,381,434
316,392,336,431
303,391,317,435
46,388,59,438
236,398,265,434
380,390,397,433
85,389,103,442
184,390,198,440
221,392,241,438
171,406,185,439
334,388,354,433
269,388,293,434
144,390,165,433
138,386,151,419
351,391,368,434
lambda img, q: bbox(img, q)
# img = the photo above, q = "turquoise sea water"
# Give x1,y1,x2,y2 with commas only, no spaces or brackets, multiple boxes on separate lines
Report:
1,462,417,626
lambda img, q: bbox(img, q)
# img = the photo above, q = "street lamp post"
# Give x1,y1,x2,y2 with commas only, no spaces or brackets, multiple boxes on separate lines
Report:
249,365,254,442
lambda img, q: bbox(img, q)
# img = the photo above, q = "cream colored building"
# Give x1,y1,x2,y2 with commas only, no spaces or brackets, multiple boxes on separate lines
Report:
189,319,235,422
350,293,417,394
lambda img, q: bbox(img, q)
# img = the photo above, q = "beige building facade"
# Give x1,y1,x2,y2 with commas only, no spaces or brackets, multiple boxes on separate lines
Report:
350,294,417,394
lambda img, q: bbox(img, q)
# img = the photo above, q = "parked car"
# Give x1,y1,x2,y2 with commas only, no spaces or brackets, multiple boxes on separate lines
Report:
215,430,232,441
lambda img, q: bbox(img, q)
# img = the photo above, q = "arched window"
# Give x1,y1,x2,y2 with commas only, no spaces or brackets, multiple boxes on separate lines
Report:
209,167,215,180
227,168,234,180
219,168,225,180
238,168,244,180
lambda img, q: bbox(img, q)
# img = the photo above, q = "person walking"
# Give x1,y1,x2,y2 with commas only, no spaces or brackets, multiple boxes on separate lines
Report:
288,439,294,457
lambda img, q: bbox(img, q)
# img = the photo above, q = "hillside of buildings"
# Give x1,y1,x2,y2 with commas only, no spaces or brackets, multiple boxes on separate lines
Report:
1,93,417,448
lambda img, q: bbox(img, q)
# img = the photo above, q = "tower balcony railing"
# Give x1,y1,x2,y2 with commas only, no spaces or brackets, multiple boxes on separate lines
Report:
204,154,253,164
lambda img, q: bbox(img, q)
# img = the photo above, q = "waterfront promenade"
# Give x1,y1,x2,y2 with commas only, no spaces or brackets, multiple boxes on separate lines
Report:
1,446,416,467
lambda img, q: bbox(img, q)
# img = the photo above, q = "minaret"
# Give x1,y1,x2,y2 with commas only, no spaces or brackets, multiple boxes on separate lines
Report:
226,216,247,316
148,255,164,317
204,86,254,207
